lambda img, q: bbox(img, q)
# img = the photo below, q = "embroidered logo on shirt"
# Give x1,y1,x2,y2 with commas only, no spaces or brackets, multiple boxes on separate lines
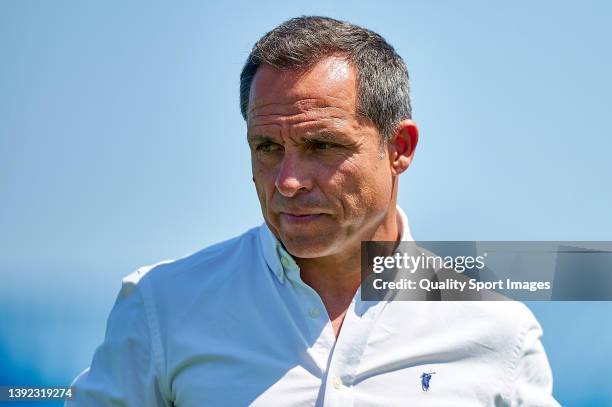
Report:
420,372,436,392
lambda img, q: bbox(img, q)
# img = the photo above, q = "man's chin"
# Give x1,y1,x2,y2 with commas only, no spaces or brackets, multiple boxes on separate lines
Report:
278,233,338,259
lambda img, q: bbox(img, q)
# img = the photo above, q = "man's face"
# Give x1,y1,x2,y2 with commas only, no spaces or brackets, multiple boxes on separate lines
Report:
247,56,395,259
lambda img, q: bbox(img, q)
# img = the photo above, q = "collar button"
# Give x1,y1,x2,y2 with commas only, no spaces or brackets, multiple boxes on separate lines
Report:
280,257,290,268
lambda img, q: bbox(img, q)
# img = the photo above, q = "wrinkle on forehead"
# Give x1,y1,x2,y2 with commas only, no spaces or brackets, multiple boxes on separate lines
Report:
249,102,352,129
248,118,352,144
247,57,358,124
250,96,350,117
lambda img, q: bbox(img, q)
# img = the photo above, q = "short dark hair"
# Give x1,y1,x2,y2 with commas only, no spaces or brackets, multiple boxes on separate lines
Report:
240,16,412,145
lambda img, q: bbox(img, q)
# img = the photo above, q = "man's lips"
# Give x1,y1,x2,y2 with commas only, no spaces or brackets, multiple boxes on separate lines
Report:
279,212,326,224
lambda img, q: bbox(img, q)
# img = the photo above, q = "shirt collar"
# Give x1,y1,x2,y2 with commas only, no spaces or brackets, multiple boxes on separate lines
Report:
396,205,413,242
258,222,294,284
259,206,414,284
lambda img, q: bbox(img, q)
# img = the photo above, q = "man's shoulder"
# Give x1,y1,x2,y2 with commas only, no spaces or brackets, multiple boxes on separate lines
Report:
440,301,543,356
454,300,540,330
389,301,542,358
122,224,264,291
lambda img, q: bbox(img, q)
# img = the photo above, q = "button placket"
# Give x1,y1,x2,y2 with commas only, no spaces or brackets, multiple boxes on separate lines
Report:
321,297,384,406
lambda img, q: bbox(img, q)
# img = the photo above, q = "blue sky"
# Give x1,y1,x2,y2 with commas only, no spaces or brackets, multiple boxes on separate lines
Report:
1,1,611,405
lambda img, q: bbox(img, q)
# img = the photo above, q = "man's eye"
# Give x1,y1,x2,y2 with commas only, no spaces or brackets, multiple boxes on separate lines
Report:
312,141,335,150
257,142,281,152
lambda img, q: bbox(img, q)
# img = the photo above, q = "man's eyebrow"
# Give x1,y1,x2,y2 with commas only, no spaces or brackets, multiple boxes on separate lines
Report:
305,130,355,144
247,134,275,144
247,131,349,145
305,131,341,141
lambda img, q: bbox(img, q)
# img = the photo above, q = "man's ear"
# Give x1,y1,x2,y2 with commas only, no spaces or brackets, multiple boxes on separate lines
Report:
388,119,419,176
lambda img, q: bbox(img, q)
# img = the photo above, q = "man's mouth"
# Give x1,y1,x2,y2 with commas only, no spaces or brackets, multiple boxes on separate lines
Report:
279,212,325,224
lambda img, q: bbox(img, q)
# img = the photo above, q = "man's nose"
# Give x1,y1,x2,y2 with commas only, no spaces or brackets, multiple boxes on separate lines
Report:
274,153,312,197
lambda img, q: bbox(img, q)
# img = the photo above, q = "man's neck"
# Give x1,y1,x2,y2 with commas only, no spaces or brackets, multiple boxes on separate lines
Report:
295,206,400,337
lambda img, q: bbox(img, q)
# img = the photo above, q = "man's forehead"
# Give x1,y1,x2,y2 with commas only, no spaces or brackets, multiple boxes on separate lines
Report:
248,57,358,118
249,98,347,121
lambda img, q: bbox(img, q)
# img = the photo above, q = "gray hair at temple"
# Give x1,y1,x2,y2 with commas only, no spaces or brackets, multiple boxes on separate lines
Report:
239,16,412,147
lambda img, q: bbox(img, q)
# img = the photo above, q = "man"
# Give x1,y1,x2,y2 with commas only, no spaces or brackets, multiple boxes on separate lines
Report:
68,16,558,406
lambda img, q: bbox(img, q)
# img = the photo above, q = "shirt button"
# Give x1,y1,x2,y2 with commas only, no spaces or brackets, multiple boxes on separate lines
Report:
308,307,320,318
280,257,290,268
332,376,342,390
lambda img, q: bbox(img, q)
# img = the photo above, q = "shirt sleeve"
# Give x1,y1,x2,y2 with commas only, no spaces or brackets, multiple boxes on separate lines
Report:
510,307,560,407
65,273,171,407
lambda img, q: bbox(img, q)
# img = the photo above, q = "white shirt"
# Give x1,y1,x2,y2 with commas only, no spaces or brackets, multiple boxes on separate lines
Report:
68,208,559,406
